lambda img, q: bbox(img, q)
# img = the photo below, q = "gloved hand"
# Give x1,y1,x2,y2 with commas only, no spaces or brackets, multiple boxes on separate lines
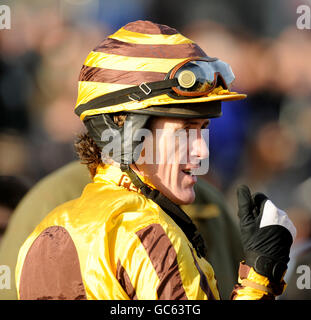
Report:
237,185,296,284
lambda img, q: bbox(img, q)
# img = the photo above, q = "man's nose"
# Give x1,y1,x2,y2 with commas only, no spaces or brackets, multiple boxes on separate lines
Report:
189,129,209,161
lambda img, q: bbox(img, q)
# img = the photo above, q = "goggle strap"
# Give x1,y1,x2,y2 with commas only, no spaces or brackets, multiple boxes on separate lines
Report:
75,78,178,117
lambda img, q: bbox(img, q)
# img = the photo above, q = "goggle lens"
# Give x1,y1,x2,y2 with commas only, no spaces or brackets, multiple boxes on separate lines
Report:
169,58,235,97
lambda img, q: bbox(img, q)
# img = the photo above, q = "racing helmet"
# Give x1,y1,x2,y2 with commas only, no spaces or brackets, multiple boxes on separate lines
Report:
75,20,246,165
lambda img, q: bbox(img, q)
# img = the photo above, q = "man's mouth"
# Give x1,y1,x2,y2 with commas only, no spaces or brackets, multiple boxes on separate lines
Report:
181,165,200,176
181,168,198,184
182,169,194,176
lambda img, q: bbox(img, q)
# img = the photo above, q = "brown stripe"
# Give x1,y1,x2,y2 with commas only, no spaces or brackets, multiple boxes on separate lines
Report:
116,260,138,300
123,20,178,35
190,247,216,300
79,65,166,84
136,224,188,300
19,226,87,300
241,279,274,295
94,38,207,59
230,263,276,300
238,262,251,279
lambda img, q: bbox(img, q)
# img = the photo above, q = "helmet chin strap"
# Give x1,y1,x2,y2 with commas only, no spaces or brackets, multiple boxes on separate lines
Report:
84,112,208,258
120,163,208,259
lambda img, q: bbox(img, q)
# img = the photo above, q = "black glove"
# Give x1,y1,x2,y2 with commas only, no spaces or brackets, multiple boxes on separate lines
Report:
237,185,296,283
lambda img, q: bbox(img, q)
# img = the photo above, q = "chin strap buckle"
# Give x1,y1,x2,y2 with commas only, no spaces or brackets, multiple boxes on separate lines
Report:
128,93,142,101
139,82,152,95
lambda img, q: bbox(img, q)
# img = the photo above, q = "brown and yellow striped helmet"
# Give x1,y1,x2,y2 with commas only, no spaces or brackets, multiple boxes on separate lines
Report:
75,20,246,121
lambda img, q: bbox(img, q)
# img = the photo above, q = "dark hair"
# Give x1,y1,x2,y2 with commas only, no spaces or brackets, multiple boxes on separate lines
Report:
74,113,128,178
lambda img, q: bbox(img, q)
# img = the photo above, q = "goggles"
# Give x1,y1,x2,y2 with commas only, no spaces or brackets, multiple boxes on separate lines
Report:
75,57,235,118
167,57,235,98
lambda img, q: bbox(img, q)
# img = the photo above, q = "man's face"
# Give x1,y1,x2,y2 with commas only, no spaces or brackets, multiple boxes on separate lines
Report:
134,117,210,205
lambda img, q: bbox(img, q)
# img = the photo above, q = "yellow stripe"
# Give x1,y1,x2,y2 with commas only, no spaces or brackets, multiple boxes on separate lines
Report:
109,27,194,45
159,212,218,299
75,81,134,109
84,51,185,73
116,225,162,300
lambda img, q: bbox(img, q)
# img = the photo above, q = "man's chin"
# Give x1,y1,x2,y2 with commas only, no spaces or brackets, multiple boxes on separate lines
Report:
156,183,196,205
175,198,195,205
171,190,196,205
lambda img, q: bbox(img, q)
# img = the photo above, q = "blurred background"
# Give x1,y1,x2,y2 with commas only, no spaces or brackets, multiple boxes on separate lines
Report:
0,0,311,298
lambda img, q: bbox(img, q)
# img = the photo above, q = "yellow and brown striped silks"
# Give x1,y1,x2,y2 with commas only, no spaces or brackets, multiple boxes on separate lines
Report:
230,262,287,300
116,260,138,300
16,164,221,300
136,224,188,300
189,247,216,300
75,20,246,120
